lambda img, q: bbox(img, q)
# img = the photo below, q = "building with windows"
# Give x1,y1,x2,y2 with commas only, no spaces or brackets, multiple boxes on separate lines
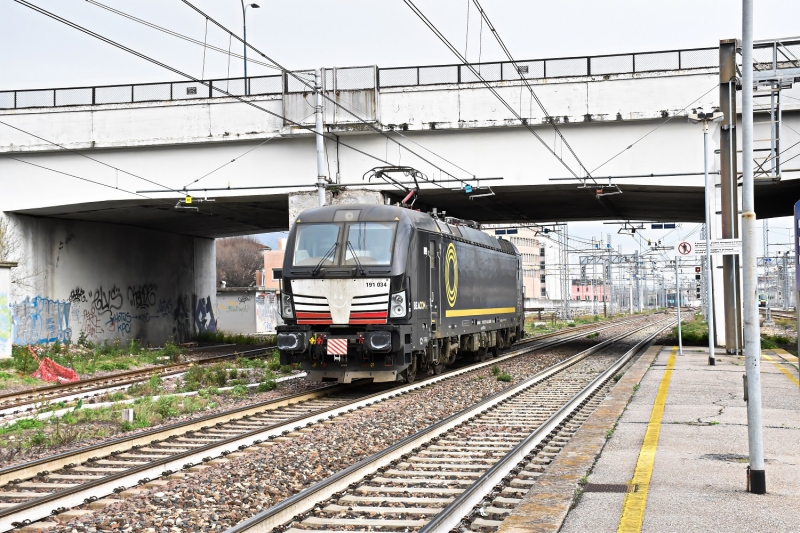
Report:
571,279,608,301
256,238,287,289
487,225,562,306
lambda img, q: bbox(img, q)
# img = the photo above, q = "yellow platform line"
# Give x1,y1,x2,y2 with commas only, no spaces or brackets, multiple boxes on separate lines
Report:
617,347,677,533
771,348,798,364
762,353,800,387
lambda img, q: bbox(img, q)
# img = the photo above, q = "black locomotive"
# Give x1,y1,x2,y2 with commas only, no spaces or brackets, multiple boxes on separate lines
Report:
276,203,524,383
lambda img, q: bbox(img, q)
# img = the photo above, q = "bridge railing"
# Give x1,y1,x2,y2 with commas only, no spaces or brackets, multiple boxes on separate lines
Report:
378,47,718,88
0,47,720,111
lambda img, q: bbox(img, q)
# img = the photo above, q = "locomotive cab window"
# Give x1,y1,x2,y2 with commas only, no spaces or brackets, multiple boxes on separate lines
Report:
344,222,396,266
293,223,341,266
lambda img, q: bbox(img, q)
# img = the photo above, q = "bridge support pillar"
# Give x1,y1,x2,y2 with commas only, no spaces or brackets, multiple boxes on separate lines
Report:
2,213,216,348
719,39,743,353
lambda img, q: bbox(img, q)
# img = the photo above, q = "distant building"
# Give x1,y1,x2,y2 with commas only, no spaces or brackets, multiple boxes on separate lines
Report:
485,225,561,304
256,238,287,289
571,279,608,301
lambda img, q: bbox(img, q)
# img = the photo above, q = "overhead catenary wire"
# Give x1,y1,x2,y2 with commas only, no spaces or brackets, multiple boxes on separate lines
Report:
85,0,279,71
588,83,719,175
12,0,396,178
402,0,585,181
0,118,187,197
178,0,476,190
1,154,171,205
84,0,481,191
470,0,595,183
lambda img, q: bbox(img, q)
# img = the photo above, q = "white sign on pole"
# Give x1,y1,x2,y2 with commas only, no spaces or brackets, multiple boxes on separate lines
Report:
694,238,742,255
676,239,741,256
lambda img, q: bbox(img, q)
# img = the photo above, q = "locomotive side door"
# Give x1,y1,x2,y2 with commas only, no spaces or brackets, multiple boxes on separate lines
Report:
429,238,440,326
415,236,431,325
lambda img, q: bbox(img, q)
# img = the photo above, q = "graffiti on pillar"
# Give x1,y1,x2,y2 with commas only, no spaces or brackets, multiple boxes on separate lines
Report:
11,296,72,345
127,283,158,309
157,298,173,317
255,292,279,333
90,285,123,316
173,295,192,343
106,311,132,335
81,308,104,341
0,293,12,355
68,287,87,303
193,295,217,335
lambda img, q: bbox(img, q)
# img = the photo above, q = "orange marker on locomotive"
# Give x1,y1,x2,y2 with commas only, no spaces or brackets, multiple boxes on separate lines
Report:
276,203,524,383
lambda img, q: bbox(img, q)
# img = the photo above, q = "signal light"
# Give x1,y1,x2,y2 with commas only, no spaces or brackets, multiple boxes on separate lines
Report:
695,267,701,273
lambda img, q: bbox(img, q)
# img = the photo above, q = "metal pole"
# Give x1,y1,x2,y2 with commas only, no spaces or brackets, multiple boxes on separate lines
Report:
742,0,766,494
314,69,326,207
241,1,248,95
629,275,633,315
764,221,773,325
704,122,717,365
635,249,641,312
676,259,683,356
719,40,742,353
783,252,789,310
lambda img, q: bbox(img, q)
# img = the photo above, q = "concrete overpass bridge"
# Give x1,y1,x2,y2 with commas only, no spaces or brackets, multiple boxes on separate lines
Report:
1,39,799,349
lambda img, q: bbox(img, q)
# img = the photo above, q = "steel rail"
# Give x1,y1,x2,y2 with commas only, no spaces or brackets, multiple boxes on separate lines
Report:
0,314,641,417
420,321,673,532
0,345,277,414
0,316,660,530
223,317,672,533
0,314,647,486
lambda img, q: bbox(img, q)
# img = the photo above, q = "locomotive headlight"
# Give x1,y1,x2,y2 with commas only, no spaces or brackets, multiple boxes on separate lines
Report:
389,291,407,318
281,293,294,319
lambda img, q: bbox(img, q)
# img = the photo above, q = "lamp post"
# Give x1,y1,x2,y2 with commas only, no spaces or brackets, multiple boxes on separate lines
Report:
240,1,260,95
688,107,724,366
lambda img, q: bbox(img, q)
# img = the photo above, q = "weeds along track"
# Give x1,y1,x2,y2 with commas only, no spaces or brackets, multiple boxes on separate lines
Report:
0,315,644,418
0,315,660,531
226,318,673,533
0,345,278,416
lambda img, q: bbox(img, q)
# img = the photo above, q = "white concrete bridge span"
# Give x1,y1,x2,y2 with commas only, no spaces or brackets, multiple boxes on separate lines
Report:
1,41,799,348
3,43,799,235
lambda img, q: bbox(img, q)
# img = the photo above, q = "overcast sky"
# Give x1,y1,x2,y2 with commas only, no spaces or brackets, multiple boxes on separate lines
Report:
2,0,798,259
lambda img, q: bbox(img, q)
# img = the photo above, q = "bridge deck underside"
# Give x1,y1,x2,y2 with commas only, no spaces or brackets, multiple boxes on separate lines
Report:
12,181,799,237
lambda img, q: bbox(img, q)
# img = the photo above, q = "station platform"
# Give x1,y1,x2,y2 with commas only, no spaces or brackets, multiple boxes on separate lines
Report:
498,345,800,533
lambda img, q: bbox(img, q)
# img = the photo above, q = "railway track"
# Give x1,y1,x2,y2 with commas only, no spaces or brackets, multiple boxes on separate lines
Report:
759,309,795,320
0,345,277,417
226,318,673,533
0,314,643,419
0,315,661,531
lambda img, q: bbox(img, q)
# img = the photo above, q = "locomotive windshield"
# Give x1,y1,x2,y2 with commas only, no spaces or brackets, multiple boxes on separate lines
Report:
293,223,341,266
292,221,396,267
344,222,396,266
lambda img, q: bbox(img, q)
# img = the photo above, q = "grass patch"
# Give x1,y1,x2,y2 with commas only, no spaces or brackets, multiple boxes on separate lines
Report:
661,313,709,345
761,333,796,355
193,330,274,346
256,379,276,393
586,332,599,339
496,373,512,382
0,339,186,390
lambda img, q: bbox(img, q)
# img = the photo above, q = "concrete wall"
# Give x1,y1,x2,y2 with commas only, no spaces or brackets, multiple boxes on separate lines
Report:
0,263,14,358
216,287,281,334
7,68,798,217
5,213,216,347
